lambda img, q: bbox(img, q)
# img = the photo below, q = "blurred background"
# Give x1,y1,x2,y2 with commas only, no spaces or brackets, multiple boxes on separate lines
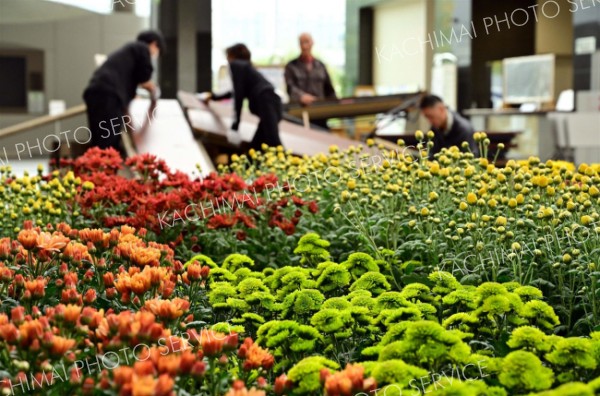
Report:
0,0,599,173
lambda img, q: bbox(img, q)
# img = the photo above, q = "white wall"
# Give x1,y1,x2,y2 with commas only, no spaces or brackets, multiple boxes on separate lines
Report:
372,0,434,94
0,13,147,128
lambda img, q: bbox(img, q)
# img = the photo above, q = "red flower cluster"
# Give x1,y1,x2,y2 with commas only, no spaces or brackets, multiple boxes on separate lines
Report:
56,149,319,242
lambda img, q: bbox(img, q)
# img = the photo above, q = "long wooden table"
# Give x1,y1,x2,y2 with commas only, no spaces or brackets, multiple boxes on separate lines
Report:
178,91,373,157
285,92,423,120
128,98,215,177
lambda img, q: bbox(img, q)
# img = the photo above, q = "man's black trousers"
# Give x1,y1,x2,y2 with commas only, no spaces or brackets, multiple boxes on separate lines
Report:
251,90,283,150
83,88,127,158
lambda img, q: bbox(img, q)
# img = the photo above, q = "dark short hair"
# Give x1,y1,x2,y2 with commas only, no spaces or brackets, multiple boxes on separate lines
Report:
137,30,167,54
419,94,444,109
226,43,251,61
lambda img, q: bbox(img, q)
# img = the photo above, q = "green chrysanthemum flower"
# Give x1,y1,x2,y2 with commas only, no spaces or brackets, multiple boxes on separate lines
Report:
368,359,428,388
400,283,432,301
377,307,423,327
237,277,269,298
322,297,351,310
513,285,544,302
208,282,237,305
533,382,593,396
442,288,478,310
311,308,349,333
281,289,325,318
498,351,554,392
481,295,511,315
206,267,237,283
277,270,317,299
519,300,560,331
293,233,331,267
232,267,265,282
428,271,461,294
350,295,376,310
222,253,254,272
441,313,478,331
226,297,250,311
350,271,391,295
342,252,379,280
287,356,339,395
545,337,597,370
315,262,351,293
184,254,218,268
375,292,412,311
476,282,509,301
507,326,549,352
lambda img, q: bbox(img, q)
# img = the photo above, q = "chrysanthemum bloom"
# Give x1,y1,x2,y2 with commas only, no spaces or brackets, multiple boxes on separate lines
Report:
190,361,206,377
239,338,274,371
322,364,376,396
0,322,18,343
130,245,162,267
36,232,69,252
0,238,11,258
225,380,266,396
50,335,76,356
17,229,38,250
24,278,46,298
130,272,152,296
84,289,97,304
144,298,190,320
63,242,92,263
131,374,156,396
78,228,107,245
274,374,292,395
62,304,82,323
198,329,226,357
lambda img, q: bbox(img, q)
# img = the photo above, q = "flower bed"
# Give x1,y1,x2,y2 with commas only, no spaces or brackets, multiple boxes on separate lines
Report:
0,137,598,395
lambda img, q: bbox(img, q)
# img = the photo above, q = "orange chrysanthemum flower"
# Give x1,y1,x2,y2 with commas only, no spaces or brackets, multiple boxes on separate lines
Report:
24,279,46,298
130,246,162,267
144,298,190,320
198,329,226,357
225,380,266,396
36,232,69,252
78,228,108,246
239,338,274,371
63,304,82,323
50,335,76,355
63,242,92,262
131,375,155,396
322,364,377,396
17,229,38,250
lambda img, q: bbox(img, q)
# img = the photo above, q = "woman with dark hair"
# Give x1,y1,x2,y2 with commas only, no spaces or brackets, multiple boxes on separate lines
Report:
205,43,283,150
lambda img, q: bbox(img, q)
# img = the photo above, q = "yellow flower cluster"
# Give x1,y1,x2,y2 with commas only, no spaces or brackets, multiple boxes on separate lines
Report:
0,167,81,232
224,146,600,255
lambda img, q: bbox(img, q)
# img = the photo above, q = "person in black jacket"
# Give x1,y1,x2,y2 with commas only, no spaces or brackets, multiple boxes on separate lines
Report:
419,95,479,159
82,30,165,158
206,44,283,150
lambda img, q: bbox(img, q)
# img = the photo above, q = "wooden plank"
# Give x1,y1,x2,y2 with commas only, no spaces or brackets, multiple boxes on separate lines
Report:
177,90,405,157
128,99,215,177
285,92,421,119
208,100,369,156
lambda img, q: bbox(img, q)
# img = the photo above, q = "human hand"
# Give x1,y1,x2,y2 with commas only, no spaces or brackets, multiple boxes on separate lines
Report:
300,93,317,106
198,92,212,104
